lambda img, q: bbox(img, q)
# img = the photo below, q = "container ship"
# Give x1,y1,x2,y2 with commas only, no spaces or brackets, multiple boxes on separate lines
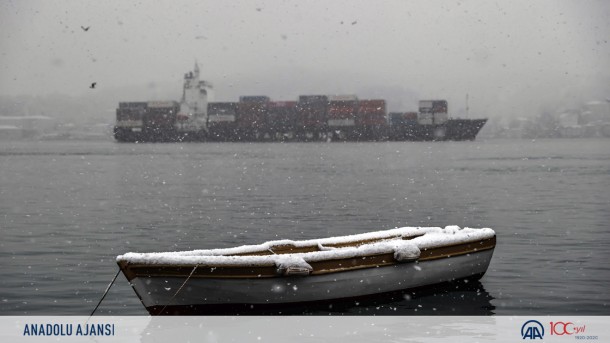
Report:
114,64,487,143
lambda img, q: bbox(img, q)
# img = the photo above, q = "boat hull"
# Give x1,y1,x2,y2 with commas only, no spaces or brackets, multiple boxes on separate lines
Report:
127,248,494,314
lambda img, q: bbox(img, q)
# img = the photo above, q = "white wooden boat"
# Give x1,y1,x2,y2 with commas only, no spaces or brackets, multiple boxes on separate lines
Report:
116,226,495,315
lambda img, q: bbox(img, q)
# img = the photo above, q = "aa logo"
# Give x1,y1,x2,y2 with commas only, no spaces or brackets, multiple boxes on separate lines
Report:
521,320,545,340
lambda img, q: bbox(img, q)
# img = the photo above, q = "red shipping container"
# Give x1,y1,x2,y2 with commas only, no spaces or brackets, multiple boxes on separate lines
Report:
237,100,269,130
404,112,418,121
296,96,328,130
268,101,297,131
357,99,387,126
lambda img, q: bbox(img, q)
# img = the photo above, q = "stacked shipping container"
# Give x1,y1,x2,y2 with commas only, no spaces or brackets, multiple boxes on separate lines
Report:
418,100,448,125
237,96,270,140
268,101,297,136
297,95,329,132
208,102,238,141
357,100,386,126
237,96,270,130
328,95,358,127
116,102,147,127
114,101,179,142
142,101,180,141
355,99,388,140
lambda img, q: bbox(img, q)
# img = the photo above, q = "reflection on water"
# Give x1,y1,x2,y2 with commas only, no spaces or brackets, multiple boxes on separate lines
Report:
155,280,494,316
339,280,495,316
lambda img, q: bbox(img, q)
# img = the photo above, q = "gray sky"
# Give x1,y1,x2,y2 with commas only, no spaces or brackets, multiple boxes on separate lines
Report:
1,0,609,118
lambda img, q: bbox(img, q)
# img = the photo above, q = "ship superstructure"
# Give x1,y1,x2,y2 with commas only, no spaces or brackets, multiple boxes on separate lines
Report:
175,62,213,137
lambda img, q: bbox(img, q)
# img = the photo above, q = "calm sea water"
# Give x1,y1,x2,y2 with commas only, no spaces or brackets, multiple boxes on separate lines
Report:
0,138,608,315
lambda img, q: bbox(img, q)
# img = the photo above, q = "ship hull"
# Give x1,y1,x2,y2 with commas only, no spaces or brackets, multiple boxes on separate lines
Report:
114,118,487,143
390,119,487,142
445,119,488,141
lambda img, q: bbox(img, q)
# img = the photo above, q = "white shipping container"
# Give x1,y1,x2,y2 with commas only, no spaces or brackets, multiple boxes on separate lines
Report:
328,119,355,127
418,113,433,125
116,120,143,128
419,100,434,111
208,114,236,123
329,95,358,101
147,101,177,108
433,113,448,124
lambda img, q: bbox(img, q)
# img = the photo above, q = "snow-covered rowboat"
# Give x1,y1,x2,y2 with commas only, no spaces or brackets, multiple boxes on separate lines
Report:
116,226,495,315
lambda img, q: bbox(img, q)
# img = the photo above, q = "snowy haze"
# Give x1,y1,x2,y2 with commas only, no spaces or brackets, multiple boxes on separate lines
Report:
1,0,609,121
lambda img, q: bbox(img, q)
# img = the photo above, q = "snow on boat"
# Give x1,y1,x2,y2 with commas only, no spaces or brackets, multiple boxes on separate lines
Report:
116,226,495,315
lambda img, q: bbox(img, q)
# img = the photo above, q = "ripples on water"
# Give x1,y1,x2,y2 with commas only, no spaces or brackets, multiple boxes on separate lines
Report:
0,139,608,315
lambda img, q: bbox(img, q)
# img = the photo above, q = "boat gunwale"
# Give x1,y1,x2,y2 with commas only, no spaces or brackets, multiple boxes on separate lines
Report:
118,236,496,281
117,226,493,260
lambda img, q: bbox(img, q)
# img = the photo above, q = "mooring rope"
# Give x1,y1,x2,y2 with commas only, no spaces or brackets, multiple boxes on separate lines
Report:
157,264,198,315
89,268,121,317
